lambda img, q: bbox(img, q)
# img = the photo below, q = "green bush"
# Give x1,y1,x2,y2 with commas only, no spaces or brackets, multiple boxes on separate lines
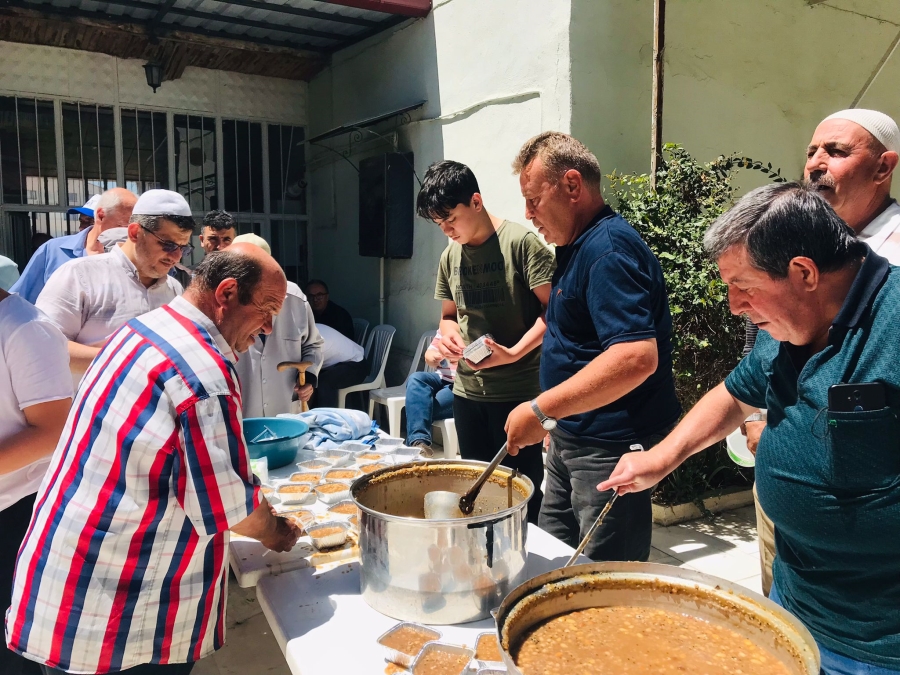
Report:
608,144,784,506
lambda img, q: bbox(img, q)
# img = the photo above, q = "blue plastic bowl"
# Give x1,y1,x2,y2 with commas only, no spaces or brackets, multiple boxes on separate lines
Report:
243,417,310,470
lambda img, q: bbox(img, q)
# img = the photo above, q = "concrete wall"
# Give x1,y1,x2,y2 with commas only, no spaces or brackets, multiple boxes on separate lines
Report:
0,41,307,124
308,0,572,381
571,0,900,192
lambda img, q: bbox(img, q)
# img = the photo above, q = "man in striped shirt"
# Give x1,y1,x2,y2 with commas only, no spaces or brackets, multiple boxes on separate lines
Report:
5,244,300,675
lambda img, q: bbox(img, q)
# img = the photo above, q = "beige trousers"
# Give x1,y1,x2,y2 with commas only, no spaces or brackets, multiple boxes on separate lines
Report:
753,482,776,597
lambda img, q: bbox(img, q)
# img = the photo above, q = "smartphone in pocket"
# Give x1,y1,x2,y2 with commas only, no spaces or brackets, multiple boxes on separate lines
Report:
827,382,886,412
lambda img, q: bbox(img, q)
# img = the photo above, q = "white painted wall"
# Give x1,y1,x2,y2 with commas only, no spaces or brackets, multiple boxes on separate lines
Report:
0,41,307,123
572,0,900,193
308,0,572,379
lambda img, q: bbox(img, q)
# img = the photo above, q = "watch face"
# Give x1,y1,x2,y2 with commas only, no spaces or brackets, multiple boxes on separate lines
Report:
542,419,557,431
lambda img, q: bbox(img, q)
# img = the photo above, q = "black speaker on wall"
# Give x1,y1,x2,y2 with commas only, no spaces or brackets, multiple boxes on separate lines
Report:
358,152,414,259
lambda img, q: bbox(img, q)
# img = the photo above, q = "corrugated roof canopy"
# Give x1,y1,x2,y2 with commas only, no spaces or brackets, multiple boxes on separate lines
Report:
0,0,431,80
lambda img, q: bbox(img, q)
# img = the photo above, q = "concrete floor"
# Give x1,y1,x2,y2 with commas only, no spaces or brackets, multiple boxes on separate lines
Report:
197,503,762,674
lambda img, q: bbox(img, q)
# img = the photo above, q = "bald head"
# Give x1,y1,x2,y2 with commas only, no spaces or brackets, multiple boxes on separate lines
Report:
96,187,138,231
188,245,286,351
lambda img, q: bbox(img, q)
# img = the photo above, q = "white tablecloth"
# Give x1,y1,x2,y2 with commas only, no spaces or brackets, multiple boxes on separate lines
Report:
256,523,587,674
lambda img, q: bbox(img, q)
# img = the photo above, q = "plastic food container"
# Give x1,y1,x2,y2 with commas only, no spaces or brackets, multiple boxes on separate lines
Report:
297,459,332,471
375,437,404,448
376,622,442,669
278,509,315,532
319,449,353,467
340,440,371,454
354,450,385,463
726,428,756,467
326,500,359,520
410,642,475,675
275,482,315,505
306,521,349,549
289,470,323,484
473,632,504,670
358,461,389,475
314,482,351,504
324,468,362,484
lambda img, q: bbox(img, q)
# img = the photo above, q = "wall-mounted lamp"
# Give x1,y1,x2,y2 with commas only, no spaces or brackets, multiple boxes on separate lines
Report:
143,62,163,93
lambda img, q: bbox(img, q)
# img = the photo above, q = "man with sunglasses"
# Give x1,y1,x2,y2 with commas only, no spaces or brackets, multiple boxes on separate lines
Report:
36,189,195,381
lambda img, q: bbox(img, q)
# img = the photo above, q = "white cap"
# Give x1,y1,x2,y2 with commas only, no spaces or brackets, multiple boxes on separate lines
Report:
822,109,900,155
232,232,271,255
132,189,192,217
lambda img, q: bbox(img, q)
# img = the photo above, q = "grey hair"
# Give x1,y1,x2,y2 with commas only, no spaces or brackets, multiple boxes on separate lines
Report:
96,189,124,216
133,213,196,234
190,250,262,305
703,182,866,278
512,131,602,189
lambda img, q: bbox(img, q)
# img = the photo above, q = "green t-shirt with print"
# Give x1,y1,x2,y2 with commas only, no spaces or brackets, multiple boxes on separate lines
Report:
435,220,555,402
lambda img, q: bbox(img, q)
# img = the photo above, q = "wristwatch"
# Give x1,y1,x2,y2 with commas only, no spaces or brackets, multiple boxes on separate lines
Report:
745,411,767,423
530,400,557,431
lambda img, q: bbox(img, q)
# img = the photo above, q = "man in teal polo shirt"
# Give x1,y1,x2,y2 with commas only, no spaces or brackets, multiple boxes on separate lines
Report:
603,182,900,674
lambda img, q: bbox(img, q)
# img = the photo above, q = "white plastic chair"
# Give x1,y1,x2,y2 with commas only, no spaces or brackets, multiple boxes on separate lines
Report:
432,418,459,458
353,317,369,346
337,324,395,409
368,330,436,437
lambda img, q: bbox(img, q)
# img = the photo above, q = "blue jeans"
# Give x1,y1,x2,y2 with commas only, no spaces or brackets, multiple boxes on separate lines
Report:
404,372,453,446
769,584,899,675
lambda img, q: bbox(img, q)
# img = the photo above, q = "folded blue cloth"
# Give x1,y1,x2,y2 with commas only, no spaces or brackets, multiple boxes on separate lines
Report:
277,408,379,450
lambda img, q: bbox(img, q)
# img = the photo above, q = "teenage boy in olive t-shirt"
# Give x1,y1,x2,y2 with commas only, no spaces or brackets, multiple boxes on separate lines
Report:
417,160,555,522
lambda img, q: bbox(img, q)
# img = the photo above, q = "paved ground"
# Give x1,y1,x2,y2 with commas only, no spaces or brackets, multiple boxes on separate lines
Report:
195,503,762,674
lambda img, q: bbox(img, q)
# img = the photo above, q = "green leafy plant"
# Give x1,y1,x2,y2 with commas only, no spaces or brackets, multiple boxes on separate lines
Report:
608,144,783,506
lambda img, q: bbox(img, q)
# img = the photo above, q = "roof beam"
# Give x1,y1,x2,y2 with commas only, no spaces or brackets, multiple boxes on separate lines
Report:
96,0,350,42
333,12,406,51
318,0,431,18
206,0,381,28
165,5,349,41
3,1,330,52
148,0,178,28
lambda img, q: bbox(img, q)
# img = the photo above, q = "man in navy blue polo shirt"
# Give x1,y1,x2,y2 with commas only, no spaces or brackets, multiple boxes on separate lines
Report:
505,132,681,561
603,183,900,674
11,188,136,303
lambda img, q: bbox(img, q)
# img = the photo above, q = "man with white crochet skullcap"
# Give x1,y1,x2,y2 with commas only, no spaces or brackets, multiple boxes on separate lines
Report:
806,108,900,252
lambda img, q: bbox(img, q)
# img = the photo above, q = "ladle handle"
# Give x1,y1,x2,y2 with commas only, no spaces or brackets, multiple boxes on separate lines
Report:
565,492,618,567
458,442,508,515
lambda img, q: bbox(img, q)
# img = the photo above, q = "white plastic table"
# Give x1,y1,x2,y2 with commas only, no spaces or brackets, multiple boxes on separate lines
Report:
256,524,587,674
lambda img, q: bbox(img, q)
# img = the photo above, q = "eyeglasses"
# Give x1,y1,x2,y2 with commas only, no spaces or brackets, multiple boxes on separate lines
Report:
140,225,194,258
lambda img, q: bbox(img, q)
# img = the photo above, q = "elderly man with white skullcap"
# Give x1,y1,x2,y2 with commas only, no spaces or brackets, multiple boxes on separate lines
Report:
739,110,900,600
36,189,195,381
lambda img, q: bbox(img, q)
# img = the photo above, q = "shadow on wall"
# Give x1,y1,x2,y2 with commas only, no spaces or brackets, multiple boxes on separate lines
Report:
307,13,443,389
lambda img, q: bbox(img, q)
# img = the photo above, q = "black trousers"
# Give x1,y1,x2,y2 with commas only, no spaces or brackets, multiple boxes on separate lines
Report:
313,361,369,409
539,426,671,561
1,493,41,675
452,395,544,524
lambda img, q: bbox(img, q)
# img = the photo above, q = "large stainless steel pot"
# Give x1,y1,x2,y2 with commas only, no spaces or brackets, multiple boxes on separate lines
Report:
494,562,821,675
350,459,533,625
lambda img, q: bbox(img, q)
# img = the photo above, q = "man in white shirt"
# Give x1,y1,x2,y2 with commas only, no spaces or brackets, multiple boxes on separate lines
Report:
0,287,72,675
36,189,194,380
231,233,324,417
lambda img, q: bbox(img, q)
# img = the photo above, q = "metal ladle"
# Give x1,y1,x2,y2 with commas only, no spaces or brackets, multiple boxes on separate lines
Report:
423,443,508,519
564,443,644,566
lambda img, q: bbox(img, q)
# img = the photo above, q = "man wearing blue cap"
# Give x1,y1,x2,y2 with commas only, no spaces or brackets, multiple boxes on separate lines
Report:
70,193,101,231
11,188,137,303
36,189,194,380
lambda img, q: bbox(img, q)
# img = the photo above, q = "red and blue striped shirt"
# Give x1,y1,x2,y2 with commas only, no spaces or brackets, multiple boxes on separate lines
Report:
5,296,261,673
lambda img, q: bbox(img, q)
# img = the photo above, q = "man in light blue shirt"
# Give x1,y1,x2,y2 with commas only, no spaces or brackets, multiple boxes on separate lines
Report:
10,188,137,303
